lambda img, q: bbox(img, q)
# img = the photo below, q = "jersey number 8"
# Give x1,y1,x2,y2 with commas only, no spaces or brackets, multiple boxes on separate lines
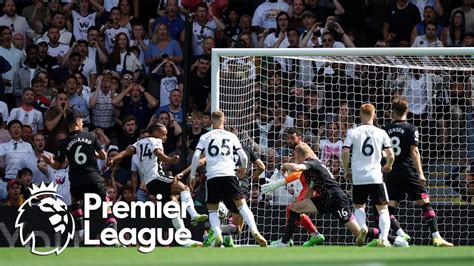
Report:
391,136,401,156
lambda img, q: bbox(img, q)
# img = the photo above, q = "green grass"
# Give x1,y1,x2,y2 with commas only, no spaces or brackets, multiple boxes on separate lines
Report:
1,246,473,266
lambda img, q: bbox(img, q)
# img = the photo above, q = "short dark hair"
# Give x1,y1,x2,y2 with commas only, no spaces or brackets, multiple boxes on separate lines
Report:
287,127,302,137
26,45,39,54
17,167,33,179
122,115,137,125
87,26,100,34
66,111,83,129
147,123,166,133
199,54,211,62
7,119,22,130
31,76,43,86
69,52,81,59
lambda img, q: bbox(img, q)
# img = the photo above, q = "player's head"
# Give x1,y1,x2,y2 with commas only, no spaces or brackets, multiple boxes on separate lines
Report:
294,142,315,163
287,127,303,149
66,111,83,131
391,97,409,119
148,123,168,141
360,103,376,124
211,111,225,129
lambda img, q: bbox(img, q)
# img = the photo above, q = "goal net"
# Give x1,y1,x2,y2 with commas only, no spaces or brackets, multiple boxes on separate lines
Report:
211,48,474,246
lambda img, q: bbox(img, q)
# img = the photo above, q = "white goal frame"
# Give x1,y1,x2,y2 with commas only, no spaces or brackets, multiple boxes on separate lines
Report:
210,47,474,246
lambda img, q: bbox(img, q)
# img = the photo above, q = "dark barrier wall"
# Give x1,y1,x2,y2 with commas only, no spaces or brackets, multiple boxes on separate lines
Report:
0,204,473,247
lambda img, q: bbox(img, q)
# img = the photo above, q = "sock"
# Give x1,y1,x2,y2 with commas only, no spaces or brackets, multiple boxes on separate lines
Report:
388,206,405,236
105,212,117,224
354,207,367,230
238,204,257,233
209,211,222,238
282,211,299,244
388,235,397,244
172,217,185,230
221,224,237,235
70,203,84,231
180,191,198,219
299,214,317,234
421,203,440,237
367,227,380,239
378,208,390,241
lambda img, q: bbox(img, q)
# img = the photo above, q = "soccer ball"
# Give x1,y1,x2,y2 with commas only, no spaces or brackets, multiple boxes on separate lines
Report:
218,202,229,219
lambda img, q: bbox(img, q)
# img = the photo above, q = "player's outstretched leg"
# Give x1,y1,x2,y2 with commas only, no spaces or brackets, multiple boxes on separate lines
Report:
285,203,324,247
172,181,208,225
418,200,453,247
235,199,266,247
300,214,325,247
387,205,411,241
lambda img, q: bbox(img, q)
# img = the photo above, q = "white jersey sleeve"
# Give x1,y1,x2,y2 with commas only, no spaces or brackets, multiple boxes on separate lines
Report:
198,129,242,179
344,125,391,185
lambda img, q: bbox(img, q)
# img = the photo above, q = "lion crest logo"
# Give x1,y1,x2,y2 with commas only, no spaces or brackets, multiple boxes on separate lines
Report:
15,183,75,255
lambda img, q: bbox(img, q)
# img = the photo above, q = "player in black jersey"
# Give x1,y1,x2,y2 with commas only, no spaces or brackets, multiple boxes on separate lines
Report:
383,98,453,247
270,143,367,247
42,111,117,232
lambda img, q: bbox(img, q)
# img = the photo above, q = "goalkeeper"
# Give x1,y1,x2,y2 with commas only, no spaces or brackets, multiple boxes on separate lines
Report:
263,128,325,247
176,146,266,247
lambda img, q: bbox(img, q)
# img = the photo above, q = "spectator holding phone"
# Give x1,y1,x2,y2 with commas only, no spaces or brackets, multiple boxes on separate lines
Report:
145,23,183,70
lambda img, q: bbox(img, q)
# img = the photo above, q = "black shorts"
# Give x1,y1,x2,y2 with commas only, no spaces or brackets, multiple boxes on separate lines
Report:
311,191,352,224
70,173,107,200
146,179,172,202
386,178,429,202
206,176,245,205
352,184,389,205
223,178,250,213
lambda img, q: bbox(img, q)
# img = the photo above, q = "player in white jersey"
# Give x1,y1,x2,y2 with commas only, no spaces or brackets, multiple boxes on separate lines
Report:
190,111,267,247
109,123,208,246
341,104,395,247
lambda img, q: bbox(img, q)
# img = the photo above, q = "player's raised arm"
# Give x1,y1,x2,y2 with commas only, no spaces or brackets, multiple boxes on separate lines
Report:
41,153,63,170
261,171,302,194
154,148,179,164
109,145,136,166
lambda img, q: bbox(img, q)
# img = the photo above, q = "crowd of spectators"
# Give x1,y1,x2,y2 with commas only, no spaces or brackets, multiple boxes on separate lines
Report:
0,0,472,207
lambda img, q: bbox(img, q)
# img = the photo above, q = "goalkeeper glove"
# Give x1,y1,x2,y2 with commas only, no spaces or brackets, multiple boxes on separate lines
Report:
261,179,286,194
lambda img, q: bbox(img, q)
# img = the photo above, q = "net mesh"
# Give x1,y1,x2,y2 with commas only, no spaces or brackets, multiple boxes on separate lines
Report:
217,52,474,246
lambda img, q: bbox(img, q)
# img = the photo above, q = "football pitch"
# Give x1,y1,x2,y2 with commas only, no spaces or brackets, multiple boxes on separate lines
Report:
1,246,474,266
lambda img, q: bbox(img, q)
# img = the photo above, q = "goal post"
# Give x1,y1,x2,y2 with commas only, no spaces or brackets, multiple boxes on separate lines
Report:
211,47,474,246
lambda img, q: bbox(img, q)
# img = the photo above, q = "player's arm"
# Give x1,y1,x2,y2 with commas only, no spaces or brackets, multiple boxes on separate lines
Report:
41,153,63,170
410,145,426,184
341,147,352,181
381,132,394,173
154,148,179,164
282,163,308,172
382,147,394,173
261,170,302,194
236,148,248,179
251,159,266,180
176,157,206,179
109,145,135,166
190,148,203,180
